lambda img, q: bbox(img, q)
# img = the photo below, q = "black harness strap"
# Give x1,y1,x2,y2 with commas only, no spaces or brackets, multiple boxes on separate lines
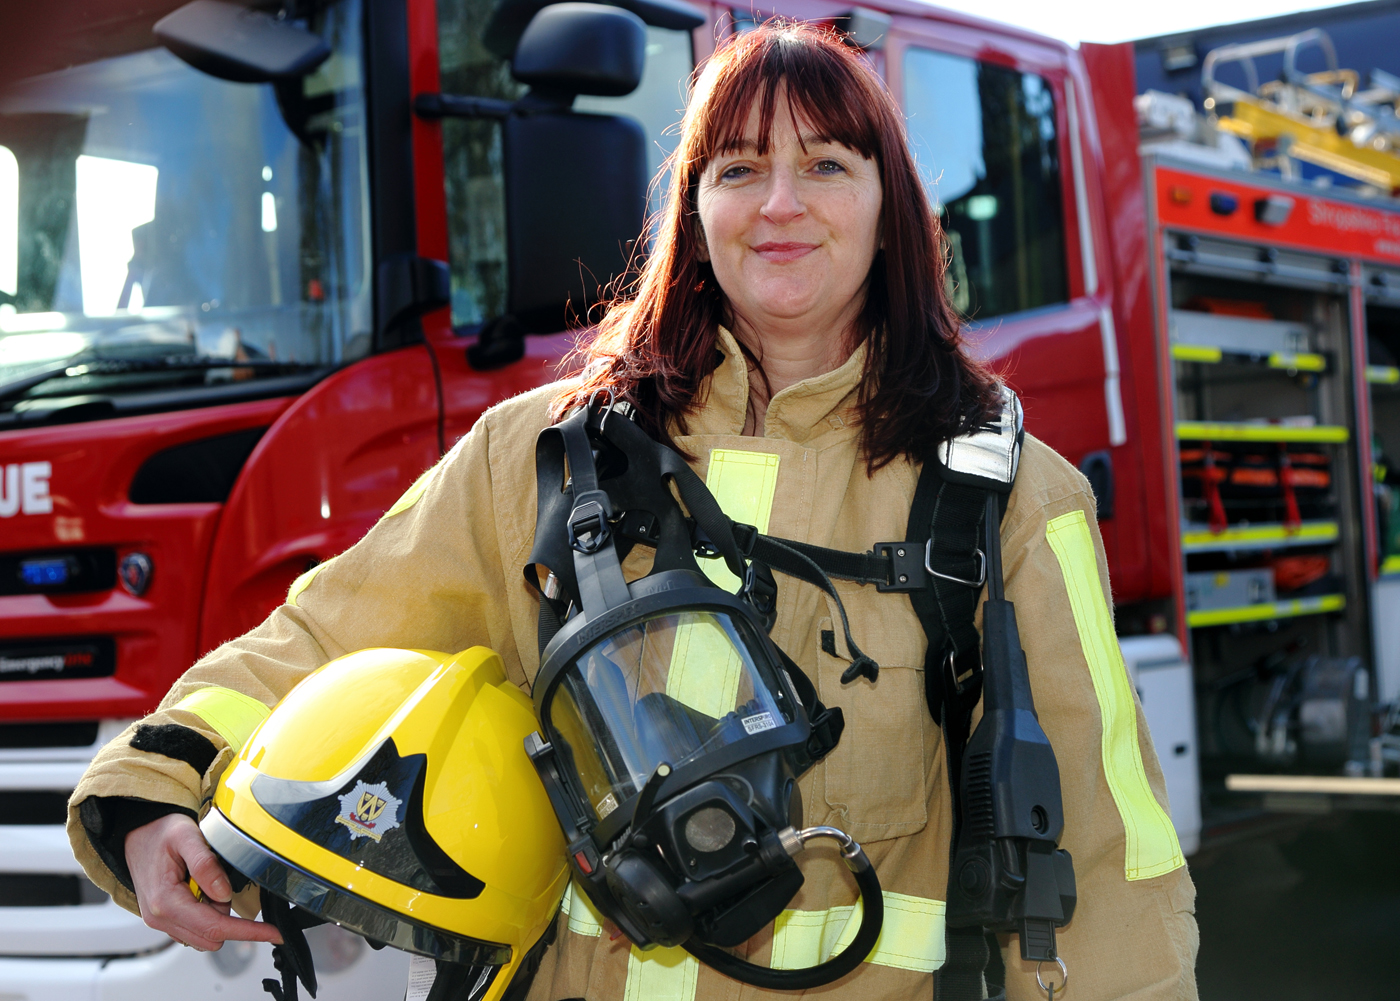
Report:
911,470,996,1001
738,460,1008,1001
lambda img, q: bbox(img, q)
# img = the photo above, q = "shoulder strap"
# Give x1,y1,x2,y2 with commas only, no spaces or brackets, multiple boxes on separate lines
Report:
747,387,1025,1000
922,389,1022,1001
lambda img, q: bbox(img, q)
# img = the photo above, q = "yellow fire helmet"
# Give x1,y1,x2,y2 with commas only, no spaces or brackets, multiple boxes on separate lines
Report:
200,646,569,1001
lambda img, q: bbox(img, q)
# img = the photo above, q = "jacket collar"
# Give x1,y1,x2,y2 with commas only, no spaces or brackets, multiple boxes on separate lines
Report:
684,326,867,443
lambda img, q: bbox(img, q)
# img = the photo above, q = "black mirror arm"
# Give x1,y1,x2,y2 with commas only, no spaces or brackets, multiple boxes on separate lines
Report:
413,93,514,120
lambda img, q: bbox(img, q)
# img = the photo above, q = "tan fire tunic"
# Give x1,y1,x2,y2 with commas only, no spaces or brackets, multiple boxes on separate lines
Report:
69,328,1198,1000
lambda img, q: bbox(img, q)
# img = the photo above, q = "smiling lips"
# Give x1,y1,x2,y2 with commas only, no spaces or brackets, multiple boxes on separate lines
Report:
752,241,818,263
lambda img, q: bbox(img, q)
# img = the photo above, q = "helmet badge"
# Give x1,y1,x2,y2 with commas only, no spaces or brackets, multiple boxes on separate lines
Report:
336,780,402,842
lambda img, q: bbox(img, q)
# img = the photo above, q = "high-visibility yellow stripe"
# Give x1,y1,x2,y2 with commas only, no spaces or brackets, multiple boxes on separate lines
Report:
1170,343,1222,363
384,466,435,519
770,891,945,974
623,944,698,1001
287,560,330,606
1383,555,1400,575
1176,420,1349,443
1045,510,1184,881
1180,520,1338,551
698,449,780,593
666,613,744,719
1186,593,1345,627
172,686,272,754
1367,364,1400,384
561,880,603,937
666,450,780,716
1268,351,1326,373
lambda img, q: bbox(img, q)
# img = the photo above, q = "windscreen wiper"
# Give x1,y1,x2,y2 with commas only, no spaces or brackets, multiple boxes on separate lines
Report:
0,356,329,403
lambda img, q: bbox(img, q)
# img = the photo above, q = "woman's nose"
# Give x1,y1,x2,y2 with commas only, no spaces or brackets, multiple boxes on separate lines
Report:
760,169,805,225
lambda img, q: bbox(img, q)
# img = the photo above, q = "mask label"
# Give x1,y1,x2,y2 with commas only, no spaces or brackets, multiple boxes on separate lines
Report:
406,954,437,1001
336,779,402,842
742,711,777,735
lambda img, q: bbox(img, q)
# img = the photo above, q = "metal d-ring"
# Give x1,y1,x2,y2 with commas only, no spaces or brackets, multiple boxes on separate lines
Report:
924,539,986,587
1036,956,1068,997
588,386,618,433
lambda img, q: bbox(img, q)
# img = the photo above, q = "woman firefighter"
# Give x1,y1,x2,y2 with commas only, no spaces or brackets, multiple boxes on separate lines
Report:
68,22,1198,1001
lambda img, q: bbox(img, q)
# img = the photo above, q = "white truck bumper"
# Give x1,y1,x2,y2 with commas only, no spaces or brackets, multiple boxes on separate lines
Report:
0,723,410,999
0,937,411,1001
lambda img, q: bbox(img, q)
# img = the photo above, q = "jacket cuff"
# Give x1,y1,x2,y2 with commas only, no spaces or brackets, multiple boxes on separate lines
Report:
67,721,213,914
77,797,197,893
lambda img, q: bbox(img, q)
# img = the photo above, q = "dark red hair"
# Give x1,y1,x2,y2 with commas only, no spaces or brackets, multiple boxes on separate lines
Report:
554,20,1001,470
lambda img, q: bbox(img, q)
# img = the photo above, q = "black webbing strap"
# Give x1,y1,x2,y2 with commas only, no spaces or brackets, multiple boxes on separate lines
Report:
905,466,1010,1001
742,532,890,588
734,529,879,684
259,887,324,1001
775,645,846,769
741,463,1003,998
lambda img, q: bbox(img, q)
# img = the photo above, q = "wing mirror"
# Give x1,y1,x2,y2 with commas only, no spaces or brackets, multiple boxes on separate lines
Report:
154,0,331,83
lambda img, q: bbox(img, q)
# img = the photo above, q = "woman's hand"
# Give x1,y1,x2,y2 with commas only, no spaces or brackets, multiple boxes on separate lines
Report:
125,813,283,951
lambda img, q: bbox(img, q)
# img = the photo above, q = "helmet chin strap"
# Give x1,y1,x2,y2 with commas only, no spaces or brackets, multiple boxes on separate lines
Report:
259,886,324,1001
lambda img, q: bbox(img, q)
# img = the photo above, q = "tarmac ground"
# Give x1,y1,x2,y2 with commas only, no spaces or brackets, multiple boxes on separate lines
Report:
1191,808,1400,1000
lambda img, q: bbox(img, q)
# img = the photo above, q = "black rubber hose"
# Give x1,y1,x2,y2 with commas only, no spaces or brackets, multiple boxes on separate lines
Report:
680,845,884,990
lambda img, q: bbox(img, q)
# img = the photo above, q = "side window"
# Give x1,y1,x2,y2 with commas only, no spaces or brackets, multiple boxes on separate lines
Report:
0,145,15,311
902,48,1067,321
436,0,693,330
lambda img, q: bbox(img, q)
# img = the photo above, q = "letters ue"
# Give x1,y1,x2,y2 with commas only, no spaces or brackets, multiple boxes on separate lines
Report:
0,462,52,517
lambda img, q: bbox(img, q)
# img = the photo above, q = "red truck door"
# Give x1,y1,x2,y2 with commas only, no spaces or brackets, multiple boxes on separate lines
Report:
884,14,1166,608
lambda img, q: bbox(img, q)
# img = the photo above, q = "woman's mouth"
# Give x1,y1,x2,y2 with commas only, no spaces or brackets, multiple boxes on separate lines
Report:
752,242,818,263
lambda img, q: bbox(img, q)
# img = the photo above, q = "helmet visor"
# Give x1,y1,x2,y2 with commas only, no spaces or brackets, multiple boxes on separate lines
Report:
546,609,792,823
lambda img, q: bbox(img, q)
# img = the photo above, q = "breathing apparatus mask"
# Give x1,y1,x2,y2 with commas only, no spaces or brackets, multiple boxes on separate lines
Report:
523,400,884,989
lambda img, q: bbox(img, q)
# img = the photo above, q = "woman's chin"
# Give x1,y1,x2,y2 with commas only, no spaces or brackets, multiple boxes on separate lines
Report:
733,285,844,329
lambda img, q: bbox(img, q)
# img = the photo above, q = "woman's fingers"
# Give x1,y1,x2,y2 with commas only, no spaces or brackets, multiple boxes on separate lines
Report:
141,876,285,950
126,814,283,950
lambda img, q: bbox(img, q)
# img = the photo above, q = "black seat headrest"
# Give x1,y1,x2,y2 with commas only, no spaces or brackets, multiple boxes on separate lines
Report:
484,0,704,61
512,3,646,98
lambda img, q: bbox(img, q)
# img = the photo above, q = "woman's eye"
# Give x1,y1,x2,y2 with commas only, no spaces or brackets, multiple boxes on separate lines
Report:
720,164,752,180
814,159,846,175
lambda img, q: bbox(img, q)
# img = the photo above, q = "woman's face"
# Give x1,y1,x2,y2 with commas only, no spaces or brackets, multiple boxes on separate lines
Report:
696,97,883,344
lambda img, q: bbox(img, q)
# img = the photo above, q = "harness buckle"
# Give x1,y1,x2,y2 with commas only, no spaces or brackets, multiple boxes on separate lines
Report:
873,542,928,592
568,495,612,554
945,647,980,694
925,539,986,588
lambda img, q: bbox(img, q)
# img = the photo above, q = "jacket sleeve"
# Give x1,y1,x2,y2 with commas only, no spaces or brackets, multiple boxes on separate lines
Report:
67,411,526,914
989,454,1199,1000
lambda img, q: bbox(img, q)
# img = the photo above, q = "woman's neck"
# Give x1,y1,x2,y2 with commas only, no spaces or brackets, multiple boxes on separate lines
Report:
731,316,856,436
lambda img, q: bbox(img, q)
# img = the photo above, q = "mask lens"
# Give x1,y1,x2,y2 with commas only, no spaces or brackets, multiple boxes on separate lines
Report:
547,609,791,822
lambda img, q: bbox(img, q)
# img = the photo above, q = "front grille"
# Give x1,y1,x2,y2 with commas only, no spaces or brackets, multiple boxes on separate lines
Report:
0,873,108,906
0,721,99,749
0,638,115,684
0,791,70,825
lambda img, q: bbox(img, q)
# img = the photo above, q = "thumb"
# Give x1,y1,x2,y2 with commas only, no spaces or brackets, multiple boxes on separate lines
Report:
173,826,232,903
